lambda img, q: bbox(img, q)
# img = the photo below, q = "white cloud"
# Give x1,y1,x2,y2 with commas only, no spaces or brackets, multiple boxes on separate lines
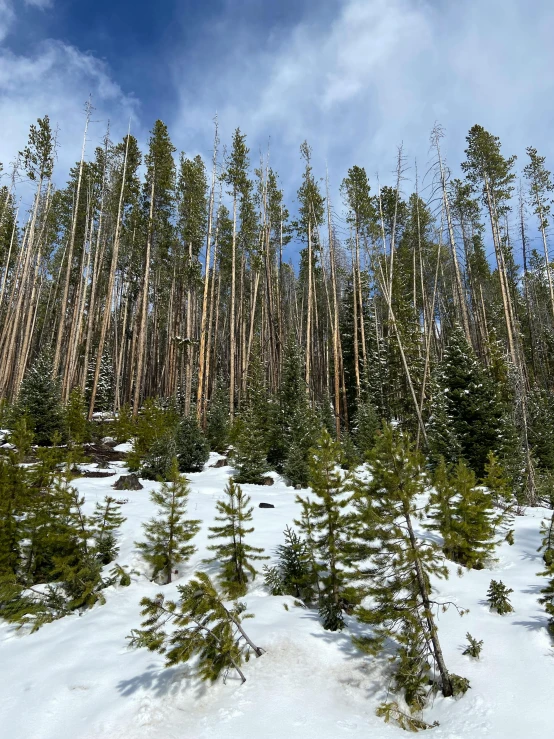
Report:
167,0,554,199
24,0,54,9
0,34,139,206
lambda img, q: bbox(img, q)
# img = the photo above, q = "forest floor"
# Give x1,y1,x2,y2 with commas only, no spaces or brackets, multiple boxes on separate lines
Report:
1,453,553,738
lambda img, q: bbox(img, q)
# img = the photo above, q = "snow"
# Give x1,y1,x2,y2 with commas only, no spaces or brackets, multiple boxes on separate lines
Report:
113,442,133,453
1,453,553,738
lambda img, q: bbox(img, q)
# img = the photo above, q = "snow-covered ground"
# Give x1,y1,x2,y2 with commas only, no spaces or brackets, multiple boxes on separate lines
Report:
1,455,553,738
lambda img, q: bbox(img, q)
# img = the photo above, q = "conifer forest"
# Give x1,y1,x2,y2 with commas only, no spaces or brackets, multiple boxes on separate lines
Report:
2,109,554,736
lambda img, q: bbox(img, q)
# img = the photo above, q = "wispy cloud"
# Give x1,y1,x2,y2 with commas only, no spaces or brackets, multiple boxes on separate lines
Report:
0,5,139,204
24,0,54,9
167,0,554,197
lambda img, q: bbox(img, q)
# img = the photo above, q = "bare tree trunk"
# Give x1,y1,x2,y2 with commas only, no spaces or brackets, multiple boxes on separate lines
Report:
89,130,130,418
133,173,155,416
53,101,91,377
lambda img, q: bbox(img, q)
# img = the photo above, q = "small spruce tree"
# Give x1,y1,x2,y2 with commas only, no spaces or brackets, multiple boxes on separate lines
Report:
206,382,230,453
136,459,201,583
206,479,267,597
90,496,126,565
175,415,210,472
295,429,351,630
429,458,499,569
140,434,177,481
16,351,65,446
487,579,514,614
263,525,317,602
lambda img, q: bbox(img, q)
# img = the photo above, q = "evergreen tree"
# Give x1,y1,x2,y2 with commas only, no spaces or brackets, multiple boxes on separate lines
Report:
295,429,352,630
129,571,263,683
206,480,267,597
539,512,554,636
278,336,321,486
263,525,317,602
482,451,515,542
140,434,177,481
352,424,464,706
86,348,115,414
175,415,210,473
136,460,200,583
0,453,28,576
65,387,89,446
127,398,180,472
435,326,503,475
90,496,126,565
16,351,64,446
426,375,463,468
352,393,379,459
231,350,270,484
487,579,514,615
429,458,498,569
206,382,230,453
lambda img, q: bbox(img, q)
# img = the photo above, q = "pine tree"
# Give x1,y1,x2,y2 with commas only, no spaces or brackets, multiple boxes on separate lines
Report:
462,633,484,659
16,351,65,446
487,579,514,615
129,571,263,683
295,429,351,630
206,480,267,597
90,496,126,565
175,415,210,473
435,326,503,475
140,434,177,481
352,424,464,705
127,398,180,473
352,394,379,459
65,387,89,446
136,460,200,583
231,350,270,484
206,382,230,453
0,453,28,576
232,409,269,484
277,323,320,485
429,458,498,569
263,525,316,602
426,375,463,468
87,348,115,414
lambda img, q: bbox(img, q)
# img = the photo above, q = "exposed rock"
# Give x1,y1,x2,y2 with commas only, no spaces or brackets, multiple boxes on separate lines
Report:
112,473,143,491
261,476,274,486
211,457,228,468
294,484,302,490
259,502,275,509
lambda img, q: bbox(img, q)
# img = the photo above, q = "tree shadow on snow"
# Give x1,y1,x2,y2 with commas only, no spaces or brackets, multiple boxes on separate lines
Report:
300,608,393,699
116,663,213,701
513,616,550,633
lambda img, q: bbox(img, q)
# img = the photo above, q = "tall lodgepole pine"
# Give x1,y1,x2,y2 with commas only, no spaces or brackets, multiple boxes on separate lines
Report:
431,124,471,344
196,119,219,422
88,128,131,419
326,170,341,438
223,128,250,421
296,141,324,394
53,100,91,378
524,146,554,327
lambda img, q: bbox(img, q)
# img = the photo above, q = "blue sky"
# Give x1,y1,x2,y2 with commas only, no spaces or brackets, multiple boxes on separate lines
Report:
2,0,554,242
